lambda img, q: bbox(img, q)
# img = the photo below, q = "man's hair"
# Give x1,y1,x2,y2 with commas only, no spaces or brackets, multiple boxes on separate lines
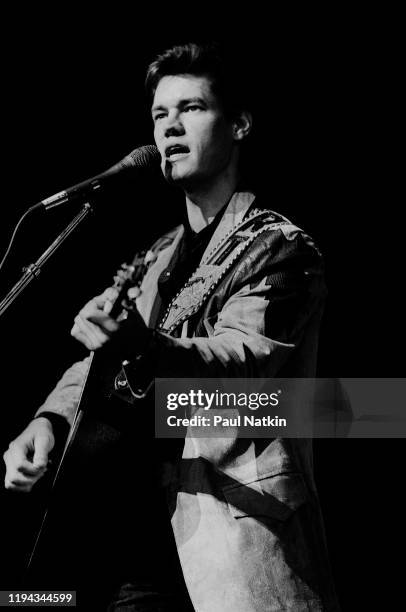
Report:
145,42,251,119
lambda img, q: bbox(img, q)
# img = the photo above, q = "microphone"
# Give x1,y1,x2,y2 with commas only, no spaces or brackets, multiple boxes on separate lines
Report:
37,145,160,211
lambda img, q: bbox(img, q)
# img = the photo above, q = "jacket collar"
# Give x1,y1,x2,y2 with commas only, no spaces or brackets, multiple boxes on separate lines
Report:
136,191,256,327
200,191,256,264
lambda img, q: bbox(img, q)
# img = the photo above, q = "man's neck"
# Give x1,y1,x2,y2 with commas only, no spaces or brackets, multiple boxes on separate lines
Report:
184,174,239,233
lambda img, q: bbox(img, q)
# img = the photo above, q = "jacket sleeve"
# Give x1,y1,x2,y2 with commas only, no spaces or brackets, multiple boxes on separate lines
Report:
34,356,91,426
116,228,326,401
33,228,325,416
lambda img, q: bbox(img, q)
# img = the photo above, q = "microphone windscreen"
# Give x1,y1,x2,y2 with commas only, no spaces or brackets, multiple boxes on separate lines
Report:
109,145,160,174
128,145,160,168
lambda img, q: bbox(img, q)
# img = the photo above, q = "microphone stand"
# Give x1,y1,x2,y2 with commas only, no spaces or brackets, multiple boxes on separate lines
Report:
0,202,93,318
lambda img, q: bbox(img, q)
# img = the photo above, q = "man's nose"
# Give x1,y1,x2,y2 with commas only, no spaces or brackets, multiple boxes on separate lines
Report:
164,112,185,138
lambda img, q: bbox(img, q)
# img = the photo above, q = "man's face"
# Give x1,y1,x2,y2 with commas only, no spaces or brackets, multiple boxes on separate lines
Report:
152,74,236,187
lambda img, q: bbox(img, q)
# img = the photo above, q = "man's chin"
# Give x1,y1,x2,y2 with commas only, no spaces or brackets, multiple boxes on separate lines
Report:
163,163,198,187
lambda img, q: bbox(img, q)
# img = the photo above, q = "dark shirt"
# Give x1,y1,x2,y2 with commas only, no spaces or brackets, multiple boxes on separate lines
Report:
150,203,228,328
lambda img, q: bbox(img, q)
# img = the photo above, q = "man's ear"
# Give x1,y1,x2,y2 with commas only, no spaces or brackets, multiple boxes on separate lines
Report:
233,111,252,141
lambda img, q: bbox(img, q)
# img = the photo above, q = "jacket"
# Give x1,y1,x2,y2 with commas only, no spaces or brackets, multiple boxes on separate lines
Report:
37,192,340,611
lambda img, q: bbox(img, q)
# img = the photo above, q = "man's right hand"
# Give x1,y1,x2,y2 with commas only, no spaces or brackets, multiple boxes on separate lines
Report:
3,418,55,492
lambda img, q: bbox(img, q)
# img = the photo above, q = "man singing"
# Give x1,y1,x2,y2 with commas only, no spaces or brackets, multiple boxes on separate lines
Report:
4,43,340,611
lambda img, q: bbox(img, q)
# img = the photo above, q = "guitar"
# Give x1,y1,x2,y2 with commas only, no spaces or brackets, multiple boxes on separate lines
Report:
27,249,153,575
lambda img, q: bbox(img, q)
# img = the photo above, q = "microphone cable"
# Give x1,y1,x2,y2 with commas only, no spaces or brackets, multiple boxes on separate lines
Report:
0,204,40,273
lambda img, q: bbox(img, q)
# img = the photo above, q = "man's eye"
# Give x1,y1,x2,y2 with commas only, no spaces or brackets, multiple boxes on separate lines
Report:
153,113,166,121
184,105,201,112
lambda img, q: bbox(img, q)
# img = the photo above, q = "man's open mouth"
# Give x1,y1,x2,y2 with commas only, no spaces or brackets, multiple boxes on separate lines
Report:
165,144,190,158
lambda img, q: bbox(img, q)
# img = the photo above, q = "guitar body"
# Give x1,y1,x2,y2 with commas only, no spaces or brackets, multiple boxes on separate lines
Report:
25,253,177,604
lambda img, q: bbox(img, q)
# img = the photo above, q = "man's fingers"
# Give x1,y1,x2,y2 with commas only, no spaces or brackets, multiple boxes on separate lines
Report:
87,312,119,333
6,441,33,468
75,314,109,340
4,460,46,492
100,288,119,314
18,462,47,476
92,291,116,308
32,454,49,470
4,439,47,478
5,477,37,493
71,292,121,350
32,435,53,469
79,301,119,333
71,329,95,350
5,472,42,488
3,419,55,493
75,298,106,328
3,452,37,478
71,315,109,350
81,293,117,316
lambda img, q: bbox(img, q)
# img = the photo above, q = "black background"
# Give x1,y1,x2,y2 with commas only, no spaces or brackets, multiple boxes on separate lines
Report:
0,8,403,610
